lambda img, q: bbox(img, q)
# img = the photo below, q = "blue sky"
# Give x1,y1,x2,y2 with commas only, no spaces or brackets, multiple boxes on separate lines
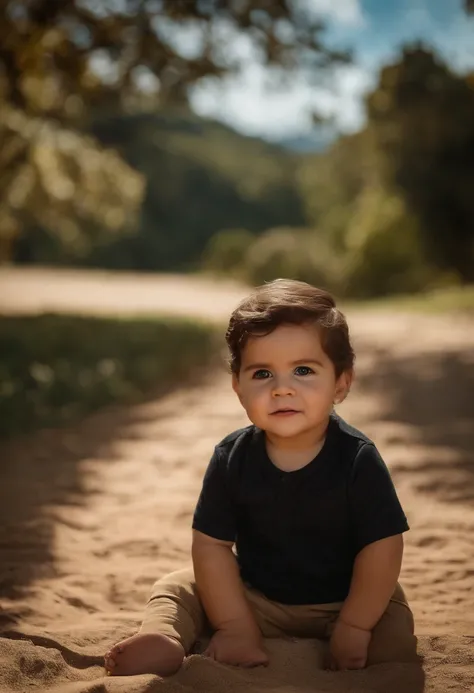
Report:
190,0,474,141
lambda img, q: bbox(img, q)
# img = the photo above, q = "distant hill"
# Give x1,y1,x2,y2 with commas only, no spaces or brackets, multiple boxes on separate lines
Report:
277,129,337,153
89,108,306,271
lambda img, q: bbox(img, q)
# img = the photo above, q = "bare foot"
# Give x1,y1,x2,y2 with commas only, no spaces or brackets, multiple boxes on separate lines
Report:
104,632,185,676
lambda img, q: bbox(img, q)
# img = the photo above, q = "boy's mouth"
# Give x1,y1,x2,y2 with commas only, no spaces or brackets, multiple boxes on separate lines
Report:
271,408,300,416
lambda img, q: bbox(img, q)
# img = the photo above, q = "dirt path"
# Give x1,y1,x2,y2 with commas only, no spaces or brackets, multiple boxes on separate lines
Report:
1,268,474,692
0,267,246,321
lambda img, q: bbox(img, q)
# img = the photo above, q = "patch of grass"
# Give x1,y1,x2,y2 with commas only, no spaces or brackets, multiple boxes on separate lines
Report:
0,313,220,439
346,285,474,314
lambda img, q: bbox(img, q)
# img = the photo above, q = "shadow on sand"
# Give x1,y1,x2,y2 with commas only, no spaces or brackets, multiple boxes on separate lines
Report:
355,343,474,506
0,369,213,630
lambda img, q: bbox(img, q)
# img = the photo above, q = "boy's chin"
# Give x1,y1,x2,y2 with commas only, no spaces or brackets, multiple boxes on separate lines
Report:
261,416,331,438
263,420,308,438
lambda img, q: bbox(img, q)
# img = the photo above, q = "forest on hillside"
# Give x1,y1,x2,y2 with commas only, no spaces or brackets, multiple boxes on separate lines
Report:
1,1,474,297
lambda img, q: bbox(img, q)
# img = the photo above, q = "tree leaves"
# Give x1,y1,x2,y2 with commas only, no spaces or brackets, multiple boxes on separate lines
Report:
0,0,342,262
367,47,474,281
0,105,144,262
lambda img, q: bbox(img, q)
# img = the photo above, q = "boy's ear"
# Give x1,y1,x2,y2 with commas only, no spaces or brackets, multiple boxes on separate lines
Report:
334,369,353,404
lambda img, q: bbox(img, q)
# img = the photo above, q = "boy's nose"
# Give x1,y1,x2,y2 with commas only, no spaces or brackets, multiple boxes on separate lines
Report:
271,378,295,396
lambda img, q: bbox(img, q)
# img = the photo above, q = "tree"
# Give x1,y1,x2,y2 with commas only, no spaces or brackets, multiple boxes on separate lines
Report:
1,0,348,119
297,129,377,252
366,46,474,281
1,107,143,263
343,185,431,297
0,1,348,263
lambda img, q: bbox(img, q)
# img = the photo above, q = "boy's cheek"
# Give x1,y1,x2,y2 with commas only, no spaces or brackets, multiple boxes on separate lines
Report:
243,399,267,420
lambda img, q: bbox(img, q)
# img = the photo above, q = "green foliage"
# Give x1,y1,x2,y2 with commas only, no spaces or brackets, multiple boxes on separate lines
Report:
83,111,305,271
241,227,335,289
0,314,219,439
11,111,305,268
202,228,254,276
342,187,434,298
294,45,474,297
1,0,345,264
366,46,474,281
4,6,474,299
2,108,144,263
298,130,377,251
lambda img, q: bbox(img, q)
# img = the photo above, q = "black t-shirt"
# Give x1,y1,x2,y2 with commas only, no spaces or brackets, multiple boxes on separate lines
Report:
192,413,409,605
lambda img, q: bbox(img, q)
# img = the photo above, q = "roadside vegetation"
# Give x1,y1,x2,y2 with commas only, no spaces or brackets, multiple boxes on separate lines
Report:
0,314,219,439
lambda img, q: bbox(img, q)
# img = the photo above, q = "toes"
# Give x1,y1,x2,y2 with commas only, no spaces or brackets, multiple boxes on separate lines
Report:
104,657,115,671
104,644,124,672
110,644,124,656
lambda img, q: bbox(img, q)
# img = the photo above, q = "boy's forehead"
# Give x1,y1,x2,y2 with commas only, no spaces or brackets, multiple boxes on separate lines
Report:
242,324,325,358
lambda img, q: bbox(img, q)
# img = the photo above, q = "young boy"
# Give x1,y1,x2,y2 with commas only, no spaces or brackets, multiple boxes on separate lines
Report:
105,279,417,676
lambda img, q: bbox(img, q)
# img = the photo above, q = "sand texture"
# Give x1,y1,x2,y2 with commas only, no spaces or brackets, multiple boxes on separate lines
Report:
1,269,474,693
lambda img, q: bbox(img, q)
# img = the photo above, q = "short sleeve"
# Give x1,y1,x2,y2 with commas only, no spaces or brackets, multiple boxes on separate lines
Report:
192,447,237,542
349,443,409,554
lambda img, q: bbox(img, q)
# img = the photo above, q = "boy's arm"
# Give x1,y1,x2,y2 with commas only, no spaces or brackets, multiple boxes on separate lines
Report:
191,446,258,633
192,444,268,666
192,529,260,636
329,534,403,670
330,443,408,670
338,533,404,630
343,442,409,629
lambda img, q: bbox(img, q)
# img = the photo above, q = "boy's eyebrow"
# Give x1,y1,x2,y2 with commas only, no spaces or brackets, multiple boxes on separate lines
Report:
243,358,325,372
242,362,270,372
292,358,325,367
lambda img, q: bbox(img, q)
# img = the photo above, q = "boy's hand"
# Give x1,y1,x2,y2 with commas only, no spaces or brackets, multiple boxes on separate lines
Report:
203,626,269,668
328,619,371,671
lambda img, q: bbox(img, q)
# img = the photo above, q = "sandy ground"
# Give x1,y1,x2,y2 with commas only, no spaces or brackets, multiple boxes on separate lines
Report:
0,267,246,321
1,268,474,693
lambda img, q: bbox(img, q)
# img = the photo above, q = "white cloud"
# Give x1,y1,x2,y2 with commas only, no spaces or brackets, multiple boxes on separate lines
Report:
189,0,474,142
190,62,373,141
320,64,375,130
298,0,367,27
431,13,474,73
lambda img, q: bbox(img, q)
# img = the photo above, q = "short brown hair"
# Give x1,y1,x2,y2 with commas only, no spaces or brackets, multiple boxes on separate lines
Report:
226,279,355,378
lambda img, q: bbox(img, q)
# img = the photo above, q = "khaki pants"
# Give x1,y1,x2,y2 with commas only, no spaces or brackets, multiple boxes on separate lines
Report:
140,568,418,666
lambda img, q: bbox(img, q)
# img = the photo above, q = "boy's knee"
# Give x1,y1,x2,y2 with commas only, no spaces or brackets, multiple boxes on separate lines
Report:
150,567,197,600
367,601,418,665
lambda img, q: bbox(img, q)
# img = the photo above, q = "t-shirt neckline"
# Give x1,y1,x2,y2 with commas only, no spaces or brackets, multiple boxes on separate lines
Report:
255,414,336,480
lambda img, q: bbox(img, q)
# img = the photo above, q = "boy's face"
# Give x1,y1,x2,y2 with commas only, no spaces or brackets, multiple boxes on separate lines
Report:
232,323,351,441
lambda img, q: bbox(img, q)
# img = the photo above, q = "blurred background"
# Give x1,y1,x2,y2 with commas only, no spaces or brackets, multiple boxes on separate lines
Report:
1,0,474,436
1,0,474,293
